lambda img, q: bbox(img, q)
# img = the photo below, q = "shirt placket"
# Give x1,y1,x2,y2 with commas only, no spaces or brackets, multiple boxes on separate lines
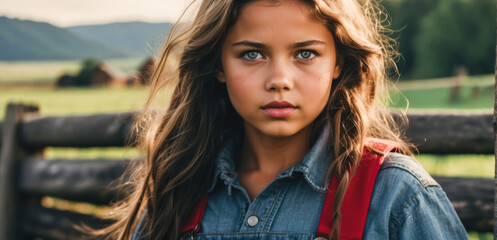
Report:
227,170,294,233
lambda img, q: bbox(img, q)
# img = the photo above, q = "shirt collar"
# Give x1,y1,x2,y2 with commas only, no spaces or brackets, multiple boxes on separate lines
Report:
207,125,333,193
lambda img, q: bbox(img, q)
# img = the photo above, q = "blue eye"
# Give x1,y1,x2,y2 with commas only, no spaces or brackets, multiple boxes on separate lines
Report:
296,50,316,60
242,51,264,60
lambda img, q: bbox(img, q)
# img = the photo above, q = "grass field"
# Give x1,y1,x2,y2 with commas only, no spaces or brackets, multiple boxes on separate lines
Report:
0,87,150,119
1,74,493,116
390,74,494,110
0,57,147,83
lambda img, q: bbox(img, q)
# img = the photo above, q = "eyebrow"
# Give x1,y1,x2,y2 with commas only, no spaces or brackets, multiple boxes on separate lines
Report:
232,40,327,49
232,41,265,48
292,40,327,48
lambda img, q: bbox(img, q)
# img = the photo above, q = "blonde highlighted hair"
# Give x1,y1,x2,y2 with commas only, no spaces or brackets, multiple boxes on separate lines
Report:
96,0,412,239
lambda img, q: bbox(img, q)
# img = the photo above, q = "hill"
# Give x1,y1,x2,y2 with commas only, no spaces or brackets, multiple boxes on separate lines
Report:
67,21,172,57
0,17,131,60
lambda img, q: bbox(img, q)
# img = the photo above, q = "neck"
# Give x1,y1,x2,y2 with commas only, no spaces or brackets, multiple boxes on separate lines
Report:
236,125,312,176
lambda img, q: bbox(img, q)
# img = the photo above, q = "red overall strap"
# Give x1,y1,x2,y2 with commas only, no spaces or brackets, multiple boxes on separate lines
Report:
181,193,209,235
316,138,397,240
181,138,396,239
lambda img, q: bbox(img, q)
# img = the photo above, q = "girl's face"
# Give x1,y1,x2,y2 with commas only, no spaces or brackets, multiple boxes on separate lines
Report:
219,0,341,138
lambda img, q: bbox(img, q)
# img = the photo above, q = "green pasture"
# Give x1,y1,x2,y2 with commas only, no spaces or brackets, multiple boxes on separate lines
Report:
390,74,494,110
417,154,493,178
0,74,493,116
0,57,146,83
0,87,150,118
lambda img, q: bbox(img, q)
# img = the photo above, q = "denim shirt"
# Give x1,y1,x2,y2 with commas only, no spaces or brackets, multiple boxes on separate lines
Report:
132,130,468,240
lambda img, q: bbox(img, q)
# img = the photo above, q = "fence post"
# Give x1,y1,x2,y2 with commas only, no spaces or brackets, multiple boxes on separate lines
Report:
0,103,39,240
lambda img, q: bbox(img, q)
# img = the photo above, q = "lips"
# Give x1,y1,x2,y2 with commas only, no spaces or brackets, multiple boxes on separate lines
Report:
261,101,297,118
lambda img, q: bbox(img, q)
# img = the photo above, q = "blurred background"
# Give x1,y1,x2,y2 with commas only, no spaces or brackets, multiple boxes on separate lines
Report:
0,0,495,239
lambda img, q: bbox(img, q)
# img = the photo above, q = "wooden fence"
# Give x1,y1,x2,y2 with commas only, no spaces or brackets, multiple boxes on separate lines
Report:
0,103,494,239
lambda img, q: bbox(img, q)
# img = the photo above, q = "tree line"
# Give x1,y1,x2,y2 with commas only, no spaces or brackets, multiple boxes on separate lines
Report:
382,0,496,79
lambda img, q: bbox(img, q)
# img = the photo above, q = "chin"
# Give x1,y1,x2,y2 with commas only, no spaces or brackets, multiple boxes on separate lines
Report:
265,131,298,138
260,124,305,139
244,120,311,139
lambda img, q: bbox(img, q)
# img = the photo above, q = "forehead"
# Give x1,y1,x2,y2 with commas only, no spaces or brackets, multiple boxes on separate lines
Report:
225,0,332,42
240,0,313,20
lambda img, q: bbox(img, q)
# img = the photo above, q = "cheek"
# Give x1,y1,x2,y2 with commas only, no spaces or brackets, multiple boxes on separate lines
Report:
298,70,333,99
223,61,264,104
224,72,261,109
297,72,333,116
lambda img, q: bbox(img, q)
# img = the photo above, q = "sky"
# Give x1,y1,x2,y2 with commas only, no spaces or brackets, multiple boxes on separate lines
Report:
0,0,190,27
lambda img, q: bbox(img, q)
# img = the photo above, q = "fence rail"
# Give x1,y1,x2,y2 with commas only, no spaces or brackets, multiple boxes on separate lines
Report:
0,111,493,152
0,103,495,239
19,158,132,205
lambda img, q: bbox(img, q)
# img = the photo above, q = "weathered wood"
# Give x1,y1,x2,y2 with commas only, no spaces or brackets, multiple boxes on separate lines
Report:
20,204,112,240
435,176,493,232
18,112,136,148
0,111,492,153
403,112,493,154
0,103,38,240
18,158,136,205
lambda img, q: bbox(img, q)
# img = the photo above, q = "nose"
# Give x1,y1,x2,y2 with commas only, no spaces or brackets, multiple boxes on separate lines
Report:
265,59,293,92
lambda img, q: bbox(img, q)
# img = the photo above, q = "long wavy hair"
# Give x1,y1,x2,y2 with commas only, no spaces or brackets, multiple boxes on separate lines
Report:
97,0,413,239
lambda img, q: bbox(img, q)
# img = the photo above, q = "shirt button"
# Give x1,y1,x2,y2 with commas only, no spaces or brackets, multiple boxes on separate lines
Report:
247,216,259,227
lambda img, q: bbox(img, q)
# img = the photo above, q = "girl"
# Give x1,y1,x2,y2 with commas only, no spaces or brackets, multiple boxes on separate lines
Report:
99,0,468,239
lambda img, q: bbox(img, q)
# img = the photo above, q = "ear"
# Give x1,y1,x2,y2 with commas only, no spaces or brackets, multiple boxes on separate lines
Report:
216,70,226,83
332,55,344,79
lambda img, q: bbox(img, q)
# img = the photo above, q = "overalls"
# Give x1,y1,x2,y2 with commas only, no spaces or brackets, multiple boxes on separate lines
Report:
180,139,397,240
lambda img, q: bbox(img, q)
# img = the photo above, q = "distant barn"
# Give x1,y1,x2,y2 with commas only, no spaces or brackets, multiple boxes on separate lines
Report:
90,63,135,87
56,74,76,88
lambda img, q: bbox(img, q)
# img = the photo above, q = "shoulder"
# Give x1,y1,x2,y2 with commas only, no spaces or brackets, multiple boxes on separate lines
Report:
372,152,441,209
369,153,446,233
371,153,441,229
367,153,468,238
378,152,440,188
363,139,437,188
